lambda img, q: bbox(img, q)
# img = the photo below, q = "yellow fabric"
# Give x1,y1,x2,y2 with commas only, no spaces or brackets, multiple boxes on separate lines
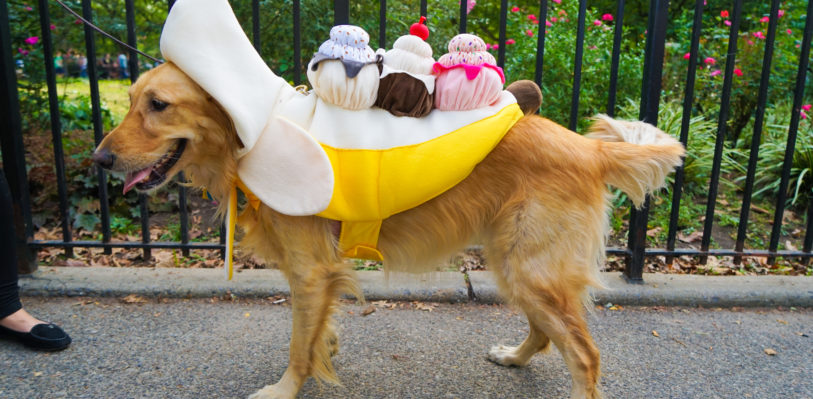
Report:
317,102,523,221
317,102,523,259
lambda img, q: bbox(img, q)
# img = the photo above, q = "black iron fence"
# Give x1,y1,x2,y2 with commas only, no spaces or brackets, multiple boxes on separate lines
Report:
1,0,811,282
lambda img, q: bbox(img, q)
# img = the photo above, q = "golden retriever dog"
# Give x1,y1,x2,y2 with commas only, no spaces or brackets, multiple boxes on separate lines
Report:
93,63,684,399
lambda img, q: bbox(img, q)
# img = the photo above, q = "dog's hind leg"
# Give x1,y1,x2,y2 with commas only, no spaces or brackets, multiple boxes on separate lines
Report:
484,198,604,399
487,322,551,366
488,254,602,399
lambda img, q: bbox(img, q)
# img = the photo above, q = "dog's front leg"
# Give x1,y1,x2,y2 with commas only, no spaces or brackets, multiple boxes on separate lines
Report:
249,263,359,399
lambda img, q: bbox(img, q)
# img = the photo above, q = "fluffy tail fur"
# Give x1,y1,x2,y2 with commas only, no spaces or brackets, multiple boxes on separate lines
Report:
587,114,685,207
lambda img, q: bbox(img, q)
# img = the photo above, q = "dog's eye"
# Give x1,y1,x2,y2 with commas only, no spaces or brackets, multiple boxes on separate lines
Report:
151,98,169,111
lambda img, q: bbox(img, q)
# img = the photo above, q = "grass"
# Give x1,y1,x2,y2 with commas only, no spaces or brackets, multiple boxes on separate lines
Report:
55,78,131,121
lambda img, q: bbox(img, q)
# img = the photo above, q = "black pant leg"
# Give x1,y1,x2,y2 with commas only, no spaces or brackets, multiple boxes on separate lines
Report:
0,170,23,319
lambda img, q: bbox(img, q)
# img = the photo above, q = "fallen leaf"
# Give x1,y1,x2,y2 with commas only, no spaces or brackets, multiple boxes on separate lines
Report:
121,294,147,304
361,305,376,316
764,348,777,356
646,227,662,238
652,330,660,337
33,371,43,377
678,231,703,243
776,319,788,325
414,302,436,312
244,312,250,318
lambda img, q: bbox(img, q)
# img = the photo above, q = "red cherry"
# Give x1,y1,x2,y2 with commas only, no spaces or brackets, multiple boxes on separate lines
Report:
410,16,429,40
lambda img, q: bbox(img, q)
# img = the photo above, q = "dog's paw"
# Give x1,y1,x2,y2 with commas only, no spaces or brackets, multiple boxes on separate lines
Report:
248,384,295,399
487,344,531,367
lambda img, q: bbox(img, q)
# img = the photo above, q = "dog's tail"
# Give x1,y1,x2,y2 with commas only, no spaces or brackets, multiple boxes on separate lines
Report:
587,114,685,207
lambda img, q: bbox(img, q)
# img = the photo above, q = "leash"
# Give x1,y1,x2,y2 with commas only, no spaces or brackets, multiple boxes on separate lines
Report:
53,0,163,64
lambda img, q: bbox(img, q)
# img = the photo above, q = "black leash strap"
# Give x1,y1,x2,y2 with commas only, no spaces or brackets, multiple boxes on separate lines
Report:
53,0,163,64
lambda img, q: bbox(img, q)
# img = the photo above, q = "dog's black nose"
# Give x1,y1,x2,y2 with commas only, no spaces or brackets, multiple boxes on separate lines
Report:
92,149,116,170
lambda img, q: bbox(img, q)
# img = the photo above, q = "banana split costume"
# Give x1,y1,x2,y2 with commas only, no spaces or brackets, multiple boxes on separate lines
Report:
162,0,524,279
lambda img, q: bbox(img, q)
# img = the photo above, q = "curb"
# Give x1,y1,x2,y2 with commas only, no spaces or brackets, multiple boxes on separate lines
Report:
18,266,813,307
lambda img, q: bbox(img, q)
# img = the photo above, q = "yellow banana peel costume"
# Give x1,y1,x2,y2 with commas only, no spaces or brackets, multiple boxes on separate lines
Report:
162,0,523,279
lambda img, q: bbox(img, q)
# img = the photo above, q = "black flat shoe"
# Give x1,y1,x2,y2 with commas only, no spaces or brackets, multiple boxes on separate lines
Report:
0,323,72,351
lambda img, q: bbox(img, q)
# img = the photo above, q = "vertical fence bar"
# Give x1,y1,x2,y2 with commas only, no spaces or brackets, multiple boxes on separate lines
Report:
81,0,111,254
252,0,260,53
124,0,150,260
0,0,37,273
568,0,587,131
420,0,427,21
625,0,669,283
734,0,780,265
606,0,625,117
459,0,467,33
533,0,548,94
700,0,743,264
37,0,73,257
666,0,703,265
293,0,301,85
219,222,226,259
804,200,813,265
497,0,507,68
334,0,349,25
170,0,189,257
767,0,813,265
379,0,386,49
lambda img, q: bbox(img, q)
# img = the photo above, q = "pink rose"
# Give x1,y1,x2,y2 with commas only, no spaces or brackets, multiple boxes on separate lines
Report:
724,20,731,26
551,17,558,22
50,24,55,31
511,6,519,12
778,10,785,18
506,39,516,45
720,10,729,18
760,16,769,23
683,53,691,60
753,31,766,39
546,20,552,27
24,6,33,11
787,29,793,35
528,14,537,20
602,14,613,21
704,57,716,65
710,70,722,77
802,104,812,111
733,68,742,77
24,36,38,45
593,20,602,26
552,0,561,3
526,29,534,37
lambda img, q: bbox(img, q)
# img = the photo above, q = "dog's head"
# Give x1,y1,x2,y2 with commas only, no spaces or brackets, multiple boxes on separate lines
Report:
92,62,238,194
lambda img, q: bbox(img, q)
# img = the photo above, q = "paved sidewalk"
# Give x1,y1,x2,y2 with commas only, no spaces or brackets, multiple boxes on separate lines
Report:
18,266,813,307
1,297,810,399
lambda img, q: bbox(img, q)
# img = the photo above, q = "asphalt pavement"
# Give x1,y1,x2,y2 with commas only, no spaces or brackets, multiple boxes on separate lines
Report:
1,296,811,399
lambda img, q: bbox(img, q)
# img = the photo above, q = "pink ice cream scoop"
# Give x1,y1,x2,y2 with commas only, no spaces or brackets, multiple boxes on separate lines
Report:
432,33,505,111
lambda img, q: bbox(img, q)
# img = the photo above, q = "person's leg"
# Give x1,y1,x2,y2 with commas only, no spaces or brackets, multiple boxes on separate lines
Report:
0,171,48,333
0,170,24,323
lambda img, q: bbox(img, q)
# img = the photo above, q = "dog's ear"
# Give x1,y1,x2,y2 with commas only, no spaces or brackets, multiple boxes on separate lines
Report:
237,116,334,216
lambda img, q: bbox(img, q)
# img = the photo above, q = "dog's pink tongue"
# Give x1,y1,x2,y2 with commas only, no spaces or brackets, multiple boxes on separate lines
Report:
123,168,151,194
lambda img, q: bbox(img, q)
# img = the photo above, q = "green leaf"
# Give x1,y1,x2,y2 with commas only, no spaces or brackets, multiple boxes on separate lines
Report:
73,213,101,232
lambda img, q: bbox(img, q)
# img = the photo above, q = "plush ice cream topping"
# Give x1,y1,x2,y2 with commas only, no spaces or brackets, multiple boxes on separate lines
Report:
437,33,496,67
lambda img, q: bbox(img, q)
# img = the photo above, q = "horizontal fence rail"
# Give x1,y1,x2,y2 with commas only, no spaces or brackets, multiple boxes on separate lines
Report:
1,0,811,281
